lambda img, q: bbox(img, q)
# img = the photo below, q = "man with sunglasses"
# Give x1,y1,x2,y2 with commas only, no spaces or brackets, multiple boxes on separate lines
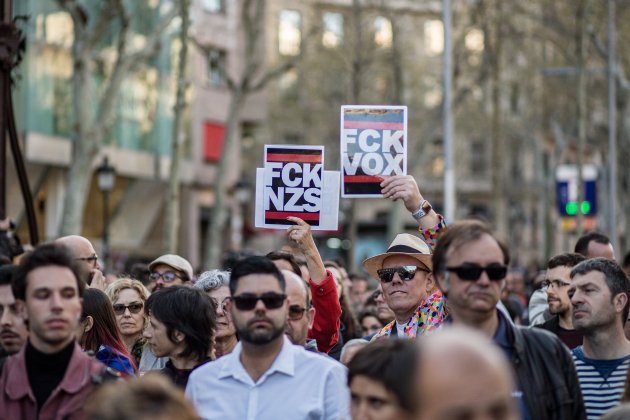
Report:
362,233,447,340
535,253,586,349
186,256,349,419
55,235,105,288
281,270,317,351
432,220,585,420
148,254,193,291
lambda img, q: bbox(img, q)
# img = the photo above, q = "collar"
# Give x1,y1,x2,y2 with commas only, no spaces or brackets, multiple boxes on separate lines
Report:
219,336,295,385
6,342,94,400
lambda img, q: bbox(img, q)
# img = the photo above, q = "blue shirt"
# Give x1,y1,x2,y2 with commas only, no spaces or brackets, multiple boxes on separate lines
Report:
186,336,350,420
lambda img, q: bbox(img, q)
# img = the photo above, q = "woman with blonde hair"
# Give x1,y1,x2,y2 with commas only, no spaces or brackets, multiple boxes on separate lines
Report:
104,278,151,367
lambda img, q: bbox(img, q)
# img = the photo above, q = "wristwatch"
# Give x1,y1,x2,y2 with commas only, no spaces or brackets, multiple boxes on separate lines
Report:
412,200,432,220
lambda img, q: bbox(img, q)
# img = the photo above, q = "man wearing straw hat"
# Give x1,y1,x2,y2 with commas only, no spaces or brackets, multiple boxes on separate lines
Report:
363,233,447,340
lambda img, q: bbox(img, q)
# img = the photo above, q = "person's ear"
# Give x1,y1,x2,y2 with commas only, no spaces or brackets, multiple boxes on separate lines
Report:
16,300,26,321
173,330,185,344
425,272,436,293
84,315,94,333
614,293,628,315
436,272,449,294
307,307,316,329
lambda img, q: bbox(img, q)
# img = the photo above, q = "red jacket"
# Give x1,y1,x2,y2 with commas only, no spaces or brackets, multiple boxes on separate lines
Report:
307,270,342,353
0,342,107,420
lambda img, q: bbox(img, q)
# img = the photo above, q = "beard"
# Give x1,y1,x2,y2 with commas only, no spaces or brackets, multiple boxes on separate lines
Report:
236,317,286,345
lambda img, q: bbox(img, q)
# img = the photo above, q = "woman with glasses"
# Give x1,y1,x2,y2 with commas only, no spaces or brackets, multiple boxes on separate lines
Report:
194,270,238,358
77,288,136,376
105,278,151,367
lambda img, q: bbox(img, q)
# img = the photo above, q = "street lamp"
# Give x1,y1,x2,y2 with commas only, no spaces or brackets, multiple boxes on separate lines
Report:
97,156,116,270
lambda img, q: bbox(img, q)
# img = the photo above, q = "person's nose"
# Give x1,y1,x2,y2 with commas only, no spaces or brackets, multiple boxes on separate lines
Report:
50,291,64,311
254,298,267,313
0,307,12,326
123,307,132,317
476,270,491,286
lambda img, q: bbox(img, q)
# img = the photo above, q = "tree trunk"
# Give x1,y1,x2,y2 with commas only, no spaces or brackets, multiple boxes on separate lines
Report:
203,87,244,269
490,0,505,234
163,0,190,254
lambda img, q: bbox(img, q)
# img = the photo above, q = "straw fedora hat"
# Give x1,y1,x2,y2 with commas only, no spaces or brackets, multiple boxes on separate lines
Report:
362,233,433,280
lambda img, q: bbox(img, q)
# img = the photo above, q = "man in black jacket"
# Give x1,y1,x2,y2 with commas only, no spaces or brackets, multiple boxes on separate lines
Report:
432,220,585,420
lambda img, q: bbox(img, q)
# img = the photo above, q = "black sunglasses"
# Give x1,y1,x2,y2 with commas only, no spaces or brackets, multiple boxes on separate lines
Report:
445,264,507,281
231,293,286,311
112,302,144,315
376,265,429,283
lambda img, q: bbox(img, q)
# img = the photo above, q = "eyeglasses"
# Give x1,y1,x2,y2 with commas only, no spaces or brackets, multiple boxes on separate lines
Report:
445,264,507,281
288,305,307,320
231,293,286,311
209,297,231,312
149,271,181,283
376,266,429,283
76,254,98,266
112,302,144,315
542,279,571,289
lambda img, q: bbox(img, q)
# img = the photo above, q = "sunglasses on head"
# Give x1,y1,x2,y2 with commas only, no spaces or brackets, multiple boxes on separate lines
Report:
376,265,429,283
231,292,286,311
149,271,181,283
112,302,144,315
445,264,507,281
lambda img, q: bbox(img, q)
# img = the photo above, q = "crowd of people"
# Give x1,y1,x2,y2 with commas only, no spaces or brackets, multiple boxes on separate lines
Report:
0,175,630,419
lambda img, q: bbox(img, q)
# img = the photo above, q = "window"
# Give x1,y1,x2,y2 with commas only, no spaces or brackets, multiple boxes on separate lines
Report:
424,20,444,56
206,48,227,87
279,10,301,56
322,12,343,48
373,16,392,48
204,122,225,162
470,139,487,176
201,0,224,13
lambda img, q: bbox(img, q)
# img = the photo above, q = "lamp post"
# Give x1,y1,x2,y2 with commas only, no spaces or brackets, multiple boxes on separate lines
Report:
97,157,115,270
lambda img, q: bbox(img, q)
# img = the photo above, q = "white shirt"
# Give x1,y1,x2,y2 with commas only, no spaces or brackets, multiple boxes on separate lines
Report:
186,336,350,420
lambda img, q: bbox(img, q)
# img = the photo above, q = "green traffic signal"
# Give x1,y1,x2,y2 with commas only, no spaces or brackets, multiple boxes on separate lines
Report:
565,201,591,216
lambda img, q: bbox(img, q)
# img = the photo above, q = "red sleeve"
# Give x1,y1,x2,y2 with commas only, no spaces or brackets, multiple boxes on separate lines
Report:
307,270,342,353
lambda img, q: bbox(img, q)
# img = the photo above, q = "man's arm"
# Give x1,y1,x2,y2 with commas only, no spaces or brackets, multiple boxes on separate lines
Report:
380,175,447,250
287,217,341,353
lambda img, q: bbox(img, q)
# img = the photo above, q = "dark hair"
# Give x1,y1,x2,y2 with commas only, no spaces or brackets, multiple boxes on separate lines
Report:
347,339,417,413
0,264,15,286
230,256,285,296
574,232,611,256
547,253,586,270
129,263,151,287
12,243,85,301
266,251,302,278
622,251,630,270
358,310,382,328
81,288,136,372
324,260,361,341
145,286,216,362
571,258,630,322
432,219,510,275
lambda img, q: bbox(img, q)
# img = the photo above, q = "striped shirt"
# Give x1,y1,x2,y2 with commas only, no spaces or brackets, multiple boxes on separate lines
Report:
572,346,630,420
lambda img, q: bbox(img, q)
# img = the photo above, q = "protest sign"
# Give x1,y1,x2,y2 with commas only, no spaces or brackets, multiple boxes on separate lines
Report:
254,145,339,230
340,105,407,197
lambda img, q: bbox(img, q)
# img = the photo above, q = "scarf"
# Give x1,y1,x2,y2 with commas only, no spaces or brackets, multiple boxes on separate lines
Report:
371,290,447,341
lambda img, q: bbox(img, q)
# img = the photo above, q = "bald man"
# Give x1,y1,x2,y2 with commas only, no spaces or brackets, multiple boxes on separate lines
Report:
282,270,317,350
416,327,519,420
55,235,105,287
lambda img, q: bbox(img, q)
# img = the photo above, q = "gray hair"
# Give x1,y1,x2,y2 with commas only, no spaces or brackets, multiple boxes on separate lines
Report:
194,270,230,292
340,338,369,364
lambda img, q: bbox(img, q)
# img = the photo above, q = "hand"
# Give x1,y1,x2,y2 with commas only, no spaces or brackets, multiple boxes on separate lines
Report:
380,175,423,213
89,269,107,291
0,218,11,231
286,217,316,253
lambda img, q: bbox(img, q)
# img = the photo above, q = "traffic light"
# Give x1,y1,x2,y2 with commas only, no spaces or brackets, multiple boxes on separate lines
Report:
564,201,592,216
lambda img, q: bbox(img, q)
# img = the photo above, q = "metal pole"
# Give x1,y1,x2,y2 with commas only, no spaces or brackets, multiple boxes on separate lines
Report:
607,0,618,257
443,0,455,221
102,189,110,271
